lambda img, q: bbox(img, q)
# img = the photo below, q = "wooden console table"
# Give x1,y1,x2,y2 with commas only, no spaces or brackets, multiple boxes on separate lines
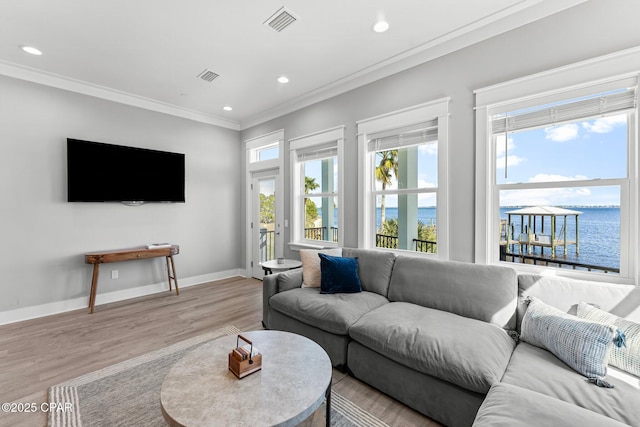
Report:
84,245,179,314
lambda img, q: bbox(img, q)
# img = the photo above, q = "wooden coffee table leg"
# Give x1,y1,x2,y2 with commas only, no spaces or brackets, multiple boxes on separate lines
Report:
89,263,99,314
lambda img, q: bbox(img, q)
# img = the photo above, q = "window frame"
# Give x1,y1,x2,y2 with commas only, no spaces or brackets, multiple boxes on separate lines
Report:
357,98,450,258
474,48,640,284
289,126,345,250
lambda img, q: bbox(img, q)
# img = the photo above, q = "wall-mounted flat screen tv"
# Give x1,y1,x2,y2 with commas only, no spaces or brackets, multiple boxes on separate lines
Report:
67,138,185,203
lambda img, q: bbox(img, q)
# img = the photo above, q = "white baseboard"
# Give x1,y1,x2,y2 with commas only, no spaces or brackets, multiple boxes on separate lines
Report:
0,268,247,325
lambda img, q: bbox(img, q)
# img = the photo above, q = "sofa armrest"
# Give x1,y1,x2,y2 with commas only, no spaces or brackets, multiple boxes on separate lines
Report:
277,268,304,292
262,269,303,328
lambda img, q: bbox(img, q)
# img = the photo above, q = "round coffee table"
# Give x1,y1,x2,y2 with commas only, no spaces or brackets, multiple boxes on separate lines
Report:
261,259,302,275
160,330,332,426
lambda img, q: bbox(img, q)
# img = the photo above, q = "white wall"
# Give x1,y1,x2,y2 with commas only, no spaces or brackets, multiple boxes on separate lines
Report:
0,76,242,319
240,0,640,263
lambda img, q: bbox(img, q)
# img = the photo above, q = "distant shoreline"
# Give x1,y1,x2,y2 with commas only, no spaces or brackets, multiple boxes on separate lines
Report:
379,205,621,209
500,205,620,209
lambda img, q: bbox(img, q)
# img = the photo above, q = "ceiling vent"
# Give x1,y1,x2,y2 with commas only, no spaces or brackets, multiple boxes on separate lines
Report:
264,6,297,32
197,69,219,83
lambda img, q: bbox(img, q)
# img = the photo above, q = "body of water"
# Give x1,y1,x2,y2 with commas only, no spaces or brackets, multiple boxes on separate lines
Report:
500,206,620,270
378,206,620,270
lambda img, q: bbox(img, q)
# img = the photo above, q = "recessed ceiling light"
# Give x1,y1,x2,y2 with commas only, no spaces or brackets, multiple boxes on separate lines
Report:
372,20,389,33
277,76,289,84
222,106,233,111
19,45,42,55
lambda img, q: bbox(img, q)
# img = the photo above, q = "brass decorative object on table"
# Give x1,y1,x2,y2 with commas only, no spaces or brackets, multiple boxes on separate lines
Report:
228,335,262,378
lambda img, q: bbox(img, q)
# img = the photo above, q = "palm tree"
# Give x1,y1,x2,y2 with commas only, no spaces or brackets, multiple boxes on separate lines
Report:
375,150,398,227
304,177,320,228
305,176,320,194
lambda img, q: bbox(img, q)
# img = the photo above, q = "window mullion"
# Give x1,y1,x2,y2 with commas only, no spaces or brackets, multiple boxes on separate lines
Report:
374,187,438,196
305,192,337,197
497,178,628,191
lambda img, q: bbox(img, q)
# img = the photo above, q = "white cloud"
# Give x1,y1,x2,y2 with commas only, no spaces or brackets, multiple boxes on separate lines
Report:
500,187,592,206
500,173,592,206
419,142,437,156
495,135,525,169
418,179,436,188
496,155,526,169
495,135,514,156
545,123,579,142
582,114,626,134
528,173,589,183
418,192,436,206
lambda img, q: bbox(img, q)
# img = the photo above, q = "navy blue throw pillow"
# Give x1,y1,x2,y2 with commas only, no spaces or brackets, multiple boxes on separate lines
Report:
318,253,362,294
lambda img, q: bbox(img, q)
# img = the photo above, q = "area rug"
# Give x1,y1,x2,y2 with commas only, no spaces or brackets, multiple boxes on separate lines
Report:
48,325,388,427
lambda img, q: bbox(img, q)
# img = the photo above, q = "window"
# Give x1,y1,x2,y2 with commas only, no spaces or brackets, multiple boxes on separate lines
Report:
357,99,449,257
290,127,344,248
248,137,280,164
475,52,639,283
255,142,279,162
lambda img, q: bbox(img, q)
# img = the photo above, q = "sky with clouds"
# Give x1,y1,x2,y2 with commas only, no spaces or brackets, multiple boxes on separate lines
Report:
496,114,627,207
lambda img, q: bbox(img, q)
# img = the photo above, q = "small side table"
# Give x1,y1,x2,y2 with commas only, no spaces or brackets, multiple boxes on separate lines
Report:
261,259,302,275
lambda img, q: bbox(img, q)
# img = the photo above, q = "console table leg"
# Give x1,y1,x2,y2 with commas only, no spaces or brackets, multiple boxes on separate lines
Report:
165,256,173,292
89,264,100,314
168,255,179,295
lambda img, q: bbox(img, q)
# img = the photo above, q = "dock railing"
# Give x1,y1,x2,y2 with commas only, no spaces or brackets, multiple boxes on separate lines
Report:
501,248,619,274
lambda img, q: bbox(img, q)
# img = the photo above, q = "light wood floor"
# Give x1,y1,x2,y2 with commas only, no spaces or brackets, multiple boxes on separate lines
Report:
0,276,438,427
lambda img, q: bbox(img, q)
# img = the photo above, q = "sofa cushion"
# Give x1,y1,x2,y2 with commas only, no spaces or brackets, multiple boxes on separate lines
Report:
520,297,618,381
319,253,362,294
517,273,640,332
501,342,640,426
300,248,342,288
342,248,396,296
578,301,640,377
387,256,518,329
473,383,628,427
269,288,388,335
349,302,516,394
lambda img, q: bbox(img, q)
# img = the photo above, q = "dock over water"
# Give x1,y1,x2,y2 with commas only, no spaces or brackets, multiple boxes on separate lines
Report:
501,206,581,258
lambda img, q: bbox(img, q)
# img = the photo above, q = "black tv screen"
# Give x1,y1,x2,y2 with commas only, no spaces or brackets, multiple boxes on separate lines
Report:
67,138,185,203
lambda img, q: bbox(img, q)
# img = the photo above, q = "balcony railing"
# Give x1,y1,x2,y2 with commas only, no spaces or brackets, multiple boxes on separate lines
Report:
414,239,437,253
259,228,275,262
376,234,437,253
304,227,339,243
263,229,437,256
261,227,338,261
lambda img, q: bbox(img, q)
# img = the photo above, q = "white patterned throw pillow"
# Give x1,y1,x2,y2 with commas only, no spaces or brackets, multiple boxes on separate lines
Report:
521,297,620,386
577,302,640,377
300,248,342,288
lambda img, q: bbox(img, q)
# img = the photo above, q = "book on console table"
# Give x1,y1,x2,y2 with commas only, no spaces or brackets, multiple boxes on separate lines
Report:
145,243,172,249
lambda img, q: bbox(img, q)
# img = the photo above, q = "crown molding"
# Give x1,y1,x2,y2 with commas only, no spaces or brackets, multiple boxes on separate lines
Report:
0,0,588,133
239,0,588,130
0,60,241,131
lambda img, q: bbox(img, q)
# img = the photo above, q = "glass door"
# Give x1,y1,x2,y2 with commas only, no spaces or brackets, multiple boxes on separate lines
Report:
251,174,279,278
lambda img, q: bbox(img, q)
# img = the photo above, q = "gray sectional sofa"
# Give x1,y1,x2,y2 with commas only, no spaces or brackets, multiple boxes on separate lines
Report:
262,248,640,426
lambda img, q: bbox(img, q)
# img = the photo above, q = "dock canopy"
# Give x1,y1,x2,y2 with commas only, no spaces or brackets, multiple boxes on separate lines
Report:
503,206,582,258
504,206,582,216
